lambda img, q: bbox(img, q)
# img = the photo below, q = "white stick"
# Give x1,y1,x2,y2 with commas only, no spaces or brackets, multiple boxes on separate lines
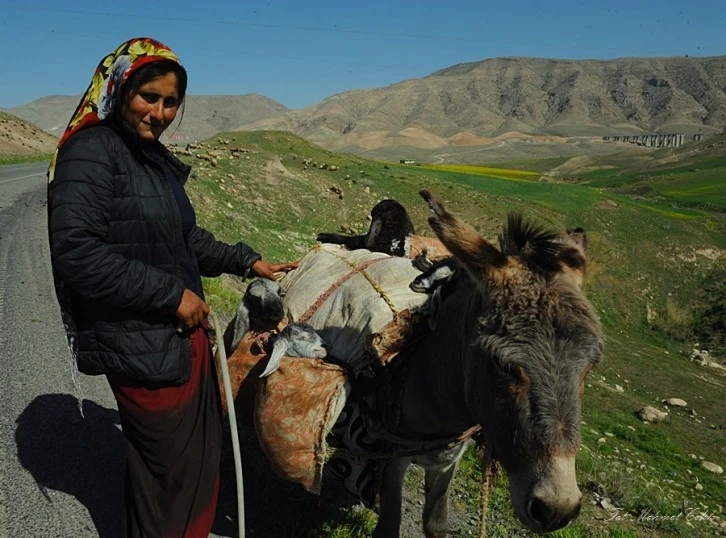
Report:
209,309,245,538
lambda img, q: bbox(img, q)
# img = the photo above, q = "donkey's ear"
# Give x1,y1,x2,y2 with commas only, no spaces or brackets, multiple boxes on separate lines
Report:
556,227,588,288
420,190,507,277
564,227,588,252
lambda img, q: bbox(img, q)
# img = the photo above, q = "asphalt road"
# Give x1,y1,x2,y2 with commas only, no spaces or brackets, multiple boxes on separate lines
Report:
0,162,124,537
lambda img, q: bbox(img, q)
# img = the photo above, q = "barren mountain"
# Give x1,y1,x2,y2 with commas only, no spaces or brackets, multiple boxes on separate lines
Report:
9,94,288,143
0,111,57,157
7,56,726,163
237,56,726,158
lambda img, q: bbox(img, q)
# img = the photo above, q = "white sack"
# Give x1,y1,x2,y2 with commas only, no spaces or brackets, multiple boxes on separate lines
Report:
279,244,430,371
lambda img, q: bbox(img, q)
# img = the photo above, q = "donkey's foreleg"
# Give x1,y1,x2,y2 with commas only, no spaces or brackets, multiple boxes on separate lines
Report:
421,464,456,537
419,441,472,538
373,457,411,538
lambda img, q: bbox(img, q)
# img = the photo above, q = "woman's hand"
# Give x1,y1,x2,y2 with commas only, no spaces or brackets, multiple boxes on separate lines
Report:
251,260,299,281
175,289,209,329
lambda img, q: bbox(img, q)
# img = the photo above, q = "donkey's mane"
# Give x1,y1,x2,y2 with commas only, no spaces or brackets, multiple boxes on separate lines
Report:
498,213,562,275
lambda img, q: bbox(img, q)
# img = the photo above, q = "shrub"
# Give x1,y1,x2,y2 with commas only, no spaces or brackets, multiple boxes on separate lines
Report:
650,295,693,341
692,260,726,354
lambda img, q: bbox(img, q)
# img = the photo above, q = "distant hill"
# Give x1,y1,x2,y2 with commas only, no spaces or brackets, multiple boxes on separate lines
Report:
7,56,726,163
6,96,78,137
9,94,289,142
236,56,726,159
0,111,57,157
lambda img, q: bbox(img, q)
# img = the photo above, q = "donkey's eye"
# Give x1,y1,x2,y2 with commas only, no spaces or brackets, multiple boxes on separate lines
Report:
497,363,529,403
506,365,524,382
494,360,524,383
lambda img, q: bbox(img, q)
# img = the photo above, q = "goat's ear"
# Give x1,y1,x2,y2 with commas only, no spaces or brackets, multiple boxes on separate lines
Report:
420,190,507,278
260,342,284,378
556,227,588,288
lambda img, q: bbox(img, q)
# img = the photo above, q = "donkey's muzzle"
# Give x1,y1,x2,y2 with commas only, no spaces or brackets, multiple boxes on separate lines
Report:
527,493,582,533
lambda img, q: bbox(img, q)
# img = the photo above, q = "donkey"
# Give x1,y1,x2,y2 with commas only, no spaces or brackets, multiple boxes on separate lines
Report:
360,190,603,537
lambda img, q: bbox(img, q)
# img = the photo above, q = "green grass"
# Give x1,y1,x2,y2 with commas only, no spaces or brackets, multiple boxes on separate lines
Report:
184,130,726,537
574,139,726,210
0,152,53,165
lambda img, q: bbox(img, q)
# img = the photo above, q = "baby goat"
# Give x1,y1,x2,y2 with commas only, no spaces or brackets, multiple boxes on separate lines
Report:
259,323,328,378
225,278,286,353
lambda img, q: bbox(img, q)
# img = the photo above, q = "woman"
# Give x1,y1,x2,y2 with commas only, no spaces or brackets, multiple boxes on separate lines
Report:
47,37,296,537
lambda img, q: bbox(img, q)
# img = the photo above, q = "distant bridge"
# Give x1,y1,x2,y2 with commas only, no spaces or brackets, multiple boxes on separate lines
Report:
602,133,702,149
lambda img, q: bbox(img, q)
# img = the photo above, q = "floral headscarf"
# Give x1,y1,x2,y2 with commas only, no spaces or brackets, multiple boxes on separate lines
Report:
47,37,182,182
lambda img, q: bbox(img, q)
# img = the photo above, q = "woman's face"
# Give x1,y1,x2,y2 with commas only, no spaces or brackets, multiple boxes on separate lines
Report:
122,72,180,141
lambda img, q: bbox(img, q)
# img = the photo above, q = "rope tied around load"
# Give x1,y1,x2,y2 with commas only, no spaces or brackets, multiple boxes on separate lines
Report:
298,248,399,324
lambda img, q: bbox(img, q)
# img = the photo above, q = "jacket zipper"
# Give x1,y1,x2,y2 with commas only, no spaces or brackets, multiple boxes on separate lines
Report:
147,156,192,384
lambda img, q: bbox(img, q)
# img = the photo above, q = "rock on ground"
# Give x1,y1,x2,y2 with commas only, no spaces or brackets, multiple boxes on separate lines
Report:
637,406,668,423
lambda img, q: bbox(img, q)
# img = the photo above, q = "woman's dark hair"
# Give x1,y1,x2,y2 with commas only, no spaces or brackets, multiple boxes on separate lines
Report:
120,60,188,105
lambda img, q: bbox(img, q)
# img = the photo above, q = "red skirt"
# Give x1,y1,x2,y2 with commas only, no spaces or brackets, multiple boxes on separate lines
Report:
108,325,223,538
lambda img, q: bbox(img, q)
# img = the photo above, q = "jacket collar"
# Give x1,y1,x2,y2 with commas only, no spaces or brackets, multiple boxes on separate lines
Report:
110,119,192,186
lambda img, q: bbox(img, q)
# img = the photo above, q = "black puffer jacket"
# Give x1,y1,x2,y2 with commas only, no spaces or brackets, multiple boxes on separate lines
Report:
49,121,261,384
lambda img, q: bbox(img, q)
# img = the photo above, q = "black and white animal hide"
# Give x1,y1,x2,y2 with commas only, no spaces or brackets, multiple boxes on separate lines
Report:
316,199,415,257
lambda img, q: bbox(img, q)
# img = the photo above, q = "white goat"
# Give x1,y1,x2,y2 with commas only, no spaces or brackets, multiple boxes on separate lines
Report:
259,323,328,378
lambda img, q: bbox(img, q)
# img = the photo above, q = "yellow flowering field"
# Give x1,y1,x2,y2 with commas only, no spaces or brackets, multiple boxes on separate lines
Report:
420,164,538,181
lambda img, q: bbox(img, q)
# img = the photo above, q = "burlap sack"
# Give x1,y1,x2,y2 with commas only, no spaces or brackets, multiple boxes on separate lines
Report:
219,330,350,494
279,244,432,371
218,331,268,423
254,357,349,494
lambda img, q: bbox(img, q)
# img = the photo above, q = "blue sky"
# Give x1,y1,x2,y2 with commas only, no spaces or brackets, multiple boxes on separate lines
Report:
1,1,724,110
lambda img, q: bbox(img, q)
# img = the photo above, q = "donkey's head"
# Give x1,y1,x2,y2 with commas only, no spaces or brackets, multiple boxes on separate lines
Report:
421,190,603,533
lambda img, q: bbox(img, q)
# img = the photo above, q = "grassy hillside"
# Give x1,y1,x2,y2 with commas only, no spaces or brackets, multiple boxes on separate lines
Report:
177,132,725,537
569,133,726,209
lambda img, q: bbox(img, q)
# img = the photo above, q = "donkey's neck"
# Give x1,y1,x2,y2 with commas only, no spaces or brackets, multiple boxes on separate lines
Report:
395,285,481,437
